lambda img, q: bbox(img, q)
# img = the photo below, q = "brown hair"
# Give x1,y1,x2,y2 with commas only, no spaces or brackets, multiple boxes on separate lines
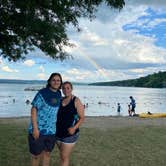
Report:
46,73,62,89
62,81,73,89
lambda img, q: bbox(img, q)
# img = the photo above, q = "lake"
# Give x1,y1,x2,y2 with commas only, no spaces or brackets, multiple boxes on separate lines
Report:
0,83,165,117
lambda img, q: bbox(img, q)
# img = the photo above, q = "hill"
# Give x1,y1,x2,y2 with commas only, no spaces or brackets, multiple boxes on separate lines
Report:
0,79,88,86
0,79,46,84
89,71,166,88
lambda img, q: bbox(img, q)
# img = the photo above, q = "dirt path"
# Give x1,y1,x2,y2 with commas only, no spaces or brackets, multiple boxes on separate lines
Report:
83,116,166,129
1,116,166,129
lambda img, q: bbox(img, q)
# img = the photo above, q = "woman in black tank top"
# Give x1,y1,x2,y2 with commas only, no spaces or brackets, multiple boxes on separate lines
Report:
56,81,85,166
56,96,80,138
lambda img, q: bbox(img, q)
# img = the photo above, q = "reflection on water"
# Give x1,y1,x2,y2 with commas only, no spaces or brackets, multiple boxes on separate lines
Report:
0,83,165,117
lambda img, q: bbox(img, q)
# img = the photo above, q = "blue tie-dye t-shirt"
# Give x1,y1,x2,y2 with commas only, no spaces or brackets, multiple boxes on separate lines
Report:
29,87,61,135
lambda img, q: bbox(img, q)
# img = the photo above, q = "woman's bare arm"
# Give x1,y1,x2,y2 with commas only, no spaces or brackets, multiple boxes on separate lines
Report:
31,107,39,139
68,97,85,135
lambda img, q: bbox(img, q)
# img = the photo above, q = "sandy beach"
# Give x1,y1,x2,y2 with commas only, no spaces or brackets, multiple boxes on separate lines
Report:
1,116,166,129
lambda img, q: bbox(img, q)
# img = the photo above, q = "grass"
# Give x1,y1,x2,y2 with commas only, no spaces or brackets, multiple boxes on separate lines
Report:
0,122,166,166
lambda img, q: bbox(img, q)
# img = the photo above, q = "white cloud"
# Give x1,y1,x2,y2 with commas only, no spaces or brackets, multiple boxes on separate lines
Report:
126,0,166,8
1,1,166,82
24,59,35,66
63,68,94,82
63,40,80,53
1,66,19,73
80,29,109,46
0,58,3,64
112,33,166,64
39,65,45,72
66,68,81,75
37,73,47,80
66,4,166,71
147,18,166,28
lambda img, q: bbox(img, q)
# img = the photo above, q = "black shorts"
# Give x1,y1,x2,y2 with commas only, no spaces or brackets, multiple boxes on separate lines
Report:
131,106,135,112
28,134,56,155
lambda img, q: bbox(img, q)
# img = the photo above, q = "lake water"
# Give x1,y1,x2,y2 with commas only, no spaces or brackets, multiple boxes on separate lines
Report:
0,83,166,117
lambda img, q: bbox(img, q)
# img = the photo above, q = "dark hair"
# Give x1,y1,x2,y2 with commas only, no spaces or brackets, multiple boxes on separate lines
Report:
129,96,133,99
46,73,62,89
62,81,73,89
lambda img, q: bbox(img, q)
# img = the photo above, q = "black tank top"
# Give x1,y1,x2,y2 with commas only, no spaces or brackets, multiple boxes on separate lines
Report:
56,96,79,138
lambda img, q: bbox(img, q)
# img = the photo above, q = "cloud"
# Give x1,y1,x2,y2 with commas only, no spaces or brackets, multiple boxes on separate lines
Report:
1,66,19,73
62,68,95,82
23,59,35,66
65,4,166,71
80,29,109,46
146,18,166,28
0,58,3,64
1,1,166,82
37,73,47,80
59,3,166,82
39,65,45,73
127,0,166,7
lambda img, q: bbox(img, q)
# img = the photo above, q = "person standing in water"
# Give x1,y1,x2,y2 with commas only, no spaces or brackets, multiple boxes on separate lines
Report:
128,104,132,116
56,81,85,166
117,103,121,116
28,73,62,166
129,96,136,116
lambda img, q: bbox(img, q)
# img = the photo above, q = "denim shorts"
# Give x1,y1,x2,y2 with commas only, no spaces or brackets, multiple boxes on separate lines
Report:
28,134,56,155
56,133,79,144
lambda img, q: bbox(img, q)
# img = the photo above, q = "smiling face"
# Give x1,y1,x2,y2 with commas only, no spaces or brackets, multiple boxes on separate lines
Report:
62,83,73,97
49,75,62,90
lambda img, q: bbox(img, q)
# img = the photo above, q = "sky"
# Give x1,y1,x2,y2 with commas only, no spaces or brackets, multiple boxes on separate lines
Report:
0,0,166,83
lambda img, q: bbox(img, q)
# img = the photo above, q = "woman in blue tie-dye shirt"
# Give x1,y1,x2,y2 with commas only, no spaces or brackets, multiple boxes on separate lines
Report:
28,73,62,166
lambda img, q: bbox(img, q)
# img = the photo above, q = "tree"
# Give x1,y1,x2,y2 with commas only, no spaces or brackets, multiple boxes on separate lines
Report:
0,0,125,61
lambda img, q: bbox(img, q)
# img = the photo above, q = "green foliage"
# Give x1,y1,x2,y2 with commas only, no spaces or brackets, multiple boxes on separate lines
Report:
0,0,125,61
90,71,166,88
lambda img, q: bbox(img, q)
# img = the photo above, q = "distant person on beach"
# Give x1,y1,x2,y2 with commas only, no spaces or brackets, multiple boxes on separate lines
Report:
56,81,85,166
129,96,136,116
28,73,62,166
84,103,88,108
128,104,132,116
117,103,121,116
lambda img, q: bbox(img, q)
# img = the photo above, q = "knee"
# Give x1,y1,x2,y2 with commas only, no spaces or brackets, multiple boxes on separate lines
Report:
61,154,68,162
31,154,40,160
43,151,50,158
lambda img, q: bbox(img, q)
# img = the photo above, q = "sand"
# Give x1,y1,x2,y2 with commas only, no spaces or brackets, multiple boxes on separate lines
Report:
1,116,166,129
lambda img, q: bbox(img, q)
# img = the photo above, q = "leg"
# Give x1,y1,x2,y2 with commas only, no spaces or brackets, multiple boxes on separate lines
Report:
31,154,41,166
28,134,43,166
41,135,56,166
128,109,131,116
41,151,51,166
56,140,61,150
131,107,135,115
59,143,75,166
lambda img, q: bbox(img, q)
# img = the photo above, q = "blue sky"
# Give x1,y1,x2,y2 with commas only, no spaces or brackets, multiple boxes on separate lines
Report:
0,0,166,83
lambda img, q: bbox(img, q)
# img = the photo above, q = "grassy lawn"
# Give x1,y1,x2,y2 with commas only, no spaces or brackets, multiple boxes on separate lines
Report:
0,122,166,166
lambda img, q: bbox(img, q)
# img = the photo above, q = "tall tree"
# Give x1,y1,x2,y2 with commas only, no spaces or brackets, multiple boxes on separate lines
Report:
0,0,125,61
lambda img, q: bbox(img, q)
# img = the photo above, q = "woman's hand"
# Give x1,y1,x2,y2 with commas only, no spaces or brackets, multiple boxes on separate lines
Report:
33,128,40,140
68,127,76,135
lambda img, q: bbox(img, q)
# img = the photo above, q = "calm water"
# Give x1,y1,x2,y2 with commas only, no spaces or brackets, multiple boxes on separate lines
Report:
0,83,166,117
